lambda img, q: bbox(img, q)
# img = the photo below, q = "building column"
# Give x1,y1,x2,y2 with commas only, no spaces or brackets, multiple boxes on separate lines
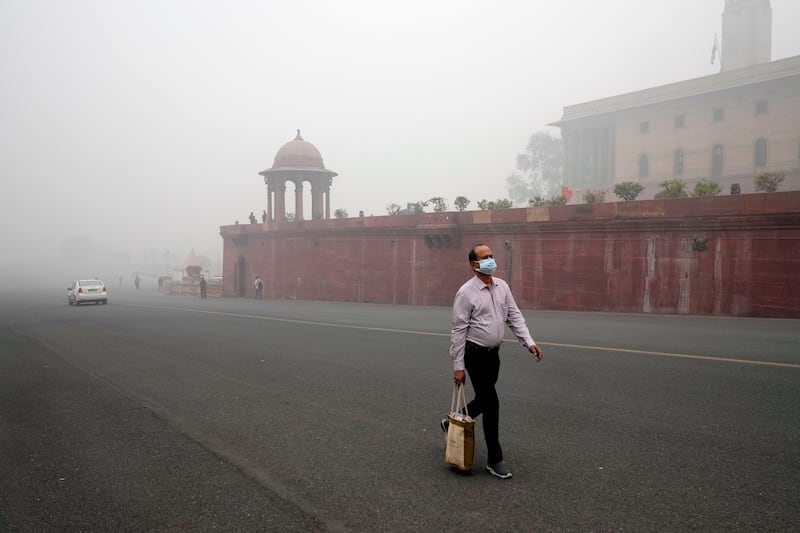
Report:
311,182,323,220
325,184,330,220
275,181,286,221
602,125,614,186
563,131,572,186
295,181,304,221
579,133,586,185
266,181,274,221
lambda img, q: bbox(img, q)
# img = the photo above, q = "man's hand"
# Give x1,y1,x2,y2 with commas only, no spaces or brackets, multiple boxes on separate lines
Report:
453,370,466,384
529,344,543,362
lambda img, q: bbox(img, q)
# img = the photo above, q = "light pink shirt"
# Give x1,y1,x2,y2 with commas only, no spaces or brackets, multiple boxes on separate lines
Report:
449,275,535,371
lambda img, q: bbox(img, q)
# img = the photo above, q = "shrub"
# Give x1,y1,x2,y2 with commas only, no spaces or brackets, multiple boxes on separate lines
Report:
582,190,607,204
477,199,513,210
655,179,688,199
528,195,567,207
613,181,645,201
754,171,785,193
691,179,721,197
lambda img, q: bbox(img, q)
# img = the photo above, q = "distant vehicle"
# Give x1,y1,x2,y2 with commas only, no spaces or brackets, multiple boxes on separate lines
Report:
67,279,108,305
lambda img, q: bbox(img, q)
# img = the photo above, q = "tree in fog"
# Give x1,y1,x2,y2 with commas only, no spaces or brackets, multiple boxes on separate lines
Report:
454,196,470,211
413,200,430,214
386,203,403,215
507,130,563,205
334,208,348,219
429,197,448,212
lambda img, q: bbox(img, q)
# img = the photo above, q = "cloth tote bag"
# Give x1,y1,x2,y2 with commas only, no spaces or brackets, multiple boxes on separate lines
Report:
445,383,474,471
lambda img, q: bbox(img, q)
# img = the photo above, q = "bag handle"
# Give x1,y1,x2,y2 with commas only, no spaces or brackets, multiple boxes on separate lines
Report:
450,382,470,418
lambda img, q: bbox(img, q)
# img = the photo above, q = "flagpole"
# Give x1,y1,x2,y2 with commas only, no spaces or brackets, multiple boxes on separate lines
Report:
711,33,719,66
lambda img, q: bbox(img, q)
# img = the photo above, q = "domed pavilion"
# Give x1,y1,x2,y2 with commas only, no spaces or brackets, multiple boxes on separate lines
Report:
259,130,338,221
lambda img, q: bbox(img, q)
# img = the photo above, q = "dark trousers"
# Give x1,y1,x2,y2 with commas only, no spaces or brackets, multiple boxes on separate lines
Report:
464,341,502,465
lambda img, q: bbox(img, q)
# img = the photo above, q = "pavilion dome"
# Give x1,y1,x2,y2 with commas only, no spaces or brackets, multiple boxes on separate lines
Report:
272,130,326,170
181,247,210,269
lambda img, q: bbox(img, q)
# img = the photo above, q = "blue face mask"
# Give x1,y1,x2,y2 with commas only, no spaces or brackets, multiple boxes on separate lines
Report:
474,258,497,275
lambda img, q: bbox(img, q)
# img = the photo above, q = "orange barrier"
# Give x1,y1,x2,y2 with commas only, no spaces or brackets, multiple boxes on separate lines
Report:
163,281,222,298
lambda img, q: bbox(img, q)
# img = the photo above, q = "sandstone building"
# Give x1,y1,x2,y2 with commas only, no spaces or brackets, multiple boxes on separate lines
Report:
551,0,800,199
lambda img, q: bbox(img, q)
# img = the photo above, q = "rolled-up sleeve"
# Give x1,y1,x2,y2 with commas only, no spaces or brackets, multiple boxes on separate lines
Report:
449,291,470,370
504,288,535,348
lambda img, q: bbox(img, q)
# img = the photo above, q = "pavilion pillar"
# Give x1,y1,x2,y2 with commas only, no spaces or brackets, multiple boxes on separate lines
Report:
311,185,323,220
266,181,274,221
275,182,286,221
294,181,304,221
562,131,572,186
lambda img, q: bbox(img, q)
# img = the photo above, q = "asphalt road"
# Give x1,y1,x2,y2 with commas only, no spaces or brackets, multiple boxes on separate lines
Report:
1,286,798,532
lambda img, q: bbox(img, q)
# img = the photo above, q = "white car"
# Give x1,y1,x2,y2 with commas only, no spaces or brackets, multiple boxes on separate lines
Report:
67,279,108,305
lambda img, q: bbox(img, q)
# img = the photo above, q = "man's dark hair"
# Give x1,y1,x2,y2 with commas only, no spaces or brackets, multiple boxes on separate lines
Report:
469,244,487,262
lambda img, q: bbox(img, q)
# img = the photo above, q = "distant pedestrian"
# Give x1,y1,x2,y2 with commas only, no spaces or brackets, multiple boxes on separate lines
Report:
199,276,208,299
158,276,164,292
262,210,267,223
254,276,263,299
249,212,257,224
134,275,141,290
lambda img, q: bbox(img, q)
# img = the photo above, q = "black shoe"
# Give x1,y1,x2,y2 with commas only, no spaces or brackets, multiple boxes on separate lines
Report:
440,418,449,433
486,461,513,479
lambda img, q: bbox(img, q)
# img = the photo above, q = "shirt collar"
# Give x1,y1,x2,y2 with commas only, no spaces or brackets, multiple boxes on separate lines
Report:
469,275,495,289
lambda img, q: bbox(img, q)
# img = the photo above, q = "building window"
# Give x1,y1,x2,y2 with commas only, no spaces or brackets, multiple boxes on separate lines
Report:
711,145,724,176
673,149,685,176
756,100,769,114
713,108,725,122
639,154,649,178
674,114,685,128
754,138,768,167
639,121,650,134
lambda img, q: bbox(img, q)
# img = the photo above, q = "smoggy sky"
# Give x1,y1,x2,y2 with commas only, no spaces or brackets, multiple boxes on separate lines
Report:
1,0,799,275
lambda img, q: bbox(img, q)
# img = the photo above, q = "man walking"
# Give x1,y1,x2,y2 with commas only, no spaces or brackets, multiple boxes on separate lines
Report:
254,276,263,300
444,243,543,479
199,275,208,299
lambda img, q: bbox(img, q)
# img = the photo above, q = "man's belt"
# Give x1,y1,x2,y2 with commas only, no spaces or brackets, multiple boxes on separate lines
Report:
465,340,499,352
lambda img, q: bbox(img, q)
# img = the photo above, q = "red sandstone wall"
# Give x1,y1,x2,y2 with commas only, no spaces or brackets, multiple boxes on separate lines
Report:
220,192,800,318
